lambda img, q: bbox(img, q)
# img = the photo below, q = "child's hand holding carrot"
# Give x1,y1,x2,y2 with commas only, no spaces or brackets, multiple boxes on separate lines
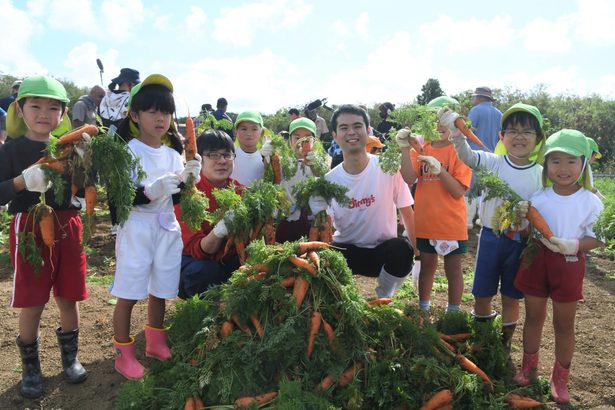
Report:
260,138,274,163
308,195,328,215
180,154,202,183
212,211,234,238
21,164,51,193
396,128,424,153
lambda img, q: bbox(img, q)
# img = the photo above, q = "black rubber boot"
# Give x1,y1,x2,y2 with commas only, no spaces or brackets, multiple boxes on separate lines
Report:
502,323,517,370
56,327,87,384
16,336,44,399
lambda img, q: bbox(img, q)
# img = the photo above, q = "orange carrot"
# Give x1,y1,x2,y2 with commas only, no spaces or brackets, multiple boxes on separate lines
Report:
288,255,317,277
297,241,334,254
271,154,282,184
220,321,234,338
308,225,320,241
527,206,554,240
58,124,98,145
301,139,311,161
453,117,486,149
307,311,322,358
192,396,205,410
250,222,264,241
321,318,336,351
38,205,55,248
250,313,264,338
252,272,267,281
419,389,453,410
235,237,246,265
439,339,456,353
281,275,295,288
368,298,393,306
84,185,97,218
231,314,252,336
338,361,363,387
439,332,472,343
223,234,234,256
316,374,334,391
264,219,276,245
506,393,543,408
457,354,493,387
234,391,278,408
293,276,309,309
183,396,195,410
252,263,270,273
307,251,320,271
184,116,197,161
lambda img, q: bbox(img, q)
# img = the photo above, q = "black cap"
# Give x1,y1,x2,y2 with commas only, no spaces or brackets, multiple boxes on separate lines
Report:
111,68,140,85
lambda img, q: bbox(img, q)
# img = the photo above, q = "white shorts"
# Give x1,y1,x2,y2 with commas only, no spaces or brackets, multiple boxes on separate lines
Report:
110,211,182,300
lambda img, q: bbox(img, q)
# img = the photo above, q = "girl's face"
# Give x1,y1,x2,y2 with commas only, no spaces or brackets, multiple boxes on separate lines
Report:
436,122,451,141
131,109,172,142
235,121,262,153
546,151,584,194
290,128,314,157
501,123,538,163
18,97,63,140
201,149,235,187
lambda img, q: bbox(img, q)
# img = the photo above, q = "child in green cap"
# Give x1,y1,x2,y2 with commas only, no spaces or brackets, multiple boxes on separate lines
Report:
513,129,604,404
435,102,546,366
0,75,88,398
230,111,266,185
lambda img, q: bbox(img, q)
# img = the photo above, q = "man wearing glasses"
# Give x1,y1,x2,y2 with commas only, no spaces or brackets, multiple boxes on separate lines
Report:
174,129,243,299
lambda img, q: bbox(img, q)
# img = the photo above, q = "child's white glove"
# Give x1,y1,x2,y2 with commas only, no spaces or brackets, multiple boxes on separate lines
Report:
22,164,51,193
305,150,318,166
213,211,235,238
260,139,274,162
308,195,328,215
549,237,579,255
144,173,181,201
417,155,442,175
181,154,202,183
437,107,460,133
510,201,530,230
395,128,412,148
539,237,560,253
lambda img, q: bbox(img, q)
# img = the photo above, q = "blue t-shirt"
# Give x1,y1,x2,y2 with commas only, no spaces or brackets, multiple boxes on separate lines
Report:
468,102,502,152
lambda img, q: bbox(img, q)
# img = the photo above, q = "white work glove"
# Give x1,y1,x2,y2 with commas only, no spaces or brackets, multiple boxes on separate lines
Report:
180,154,202,183
305,150,318,166
417,155,441,175
395,128,412,148
212,211,234,238
144,173,181,201
308,195,328,215
260,139,274,162
437,107,460,133
549,237,579,255
22,164,51,193
510,200,530,231
540,237,560,253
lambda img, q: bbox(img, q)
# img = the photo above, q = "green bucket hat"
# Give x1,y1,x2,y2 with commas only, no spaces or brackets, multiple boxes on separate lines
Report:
427,96,460,111
289,117,316,136
501,102,543,129
586,137,601,159
544,129,591,158
6,75,70,138
234,111,263,128
127,74,173,110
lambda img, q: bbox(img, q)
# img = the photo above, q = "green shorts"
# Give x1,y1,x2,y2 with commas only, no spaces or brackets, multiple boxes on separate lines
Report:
416,238,468,255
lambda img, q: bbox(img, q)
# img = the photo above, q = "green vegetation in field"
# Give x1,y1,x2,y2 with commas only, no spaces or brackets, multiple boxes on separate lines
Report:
594,177,615,257
86,273,114,286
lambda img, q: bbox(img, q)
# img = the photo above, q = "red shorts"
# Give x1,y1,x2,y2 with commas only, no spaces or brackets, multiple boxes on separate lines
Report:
514,242,585,303
9,210,88,308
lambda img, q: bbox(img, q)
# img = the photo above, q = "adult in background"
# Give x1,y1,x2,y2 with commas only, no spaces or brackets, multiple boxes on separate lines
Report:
288,108,301,120
174,129,242,299
71,85,106,128
212,97,234,139
310,104,416,299
375,102,398,139
0,80,21,112
99,68,140,129
466,86,502,229
305,107,329,140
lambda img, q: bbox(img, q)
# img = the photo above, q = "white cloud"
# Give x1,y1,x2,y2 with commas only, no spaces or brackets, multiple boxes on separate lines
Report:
63,43,120,87
0,0,46,75
185,6,208,39
520,16,573,53
45,0,96,34
355,12,369,39
419,15,514,52
501,65,586,96
575,0,615,45
333,20,350,36
100,0,145,41
212,0,313,47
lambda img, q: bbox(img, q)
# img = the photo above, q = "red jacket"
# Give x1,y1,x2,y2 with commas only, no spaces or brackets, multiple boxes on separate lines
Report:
174,176,243,260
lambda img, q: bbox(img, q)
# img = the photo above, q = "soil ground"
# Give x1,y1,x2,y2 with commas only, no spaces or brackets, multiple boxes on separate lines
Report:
0,217,614,410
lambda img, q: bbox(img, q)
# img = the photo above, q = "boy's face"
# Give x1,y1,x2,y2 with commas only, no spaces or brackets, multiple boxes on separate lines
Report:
546,151,584,190
201,149,235,187
501,122,538,160
332,113,368,155
290,128,314,157
18,97,63,139
130,109,172,141
235,121,262,153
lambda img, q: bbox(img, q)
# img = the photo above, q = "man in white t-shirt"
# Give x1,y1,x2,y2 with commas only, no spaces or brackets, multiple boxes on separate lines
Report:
310,104,416,298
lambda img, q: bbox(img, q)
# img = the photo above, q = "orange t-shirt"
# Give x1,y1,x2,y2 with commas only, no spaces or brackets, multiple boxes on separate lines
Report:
411,143,472,240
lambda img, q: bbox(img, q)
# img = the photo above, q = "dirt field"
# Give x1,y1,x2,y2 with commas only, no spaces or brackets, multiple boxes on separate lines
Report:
0,222,613,410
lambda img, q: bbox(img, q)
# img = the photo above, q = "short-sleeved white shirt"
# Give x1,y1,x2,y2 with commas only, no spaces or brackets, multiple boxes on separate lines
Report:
476,153,543,229
230,147,265,186
530,187,604,240
325,154,413,248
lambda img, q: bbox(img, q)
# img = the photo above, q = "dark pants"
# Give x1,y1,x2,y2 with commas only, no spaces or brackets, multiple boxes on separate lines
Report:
332,237,414,278
178,255,240,299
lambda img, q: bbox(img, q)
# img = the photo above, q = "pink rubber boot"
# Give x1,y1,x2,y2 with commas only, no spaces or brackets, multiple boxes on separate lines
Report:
513,351,539,386
144,325,172,361
113,336,144,380
550,360,571,404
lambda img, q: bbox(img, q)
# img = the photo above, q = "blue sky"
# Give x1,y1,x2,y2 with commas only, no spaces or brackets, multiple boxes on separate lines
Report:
1,0,614,116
